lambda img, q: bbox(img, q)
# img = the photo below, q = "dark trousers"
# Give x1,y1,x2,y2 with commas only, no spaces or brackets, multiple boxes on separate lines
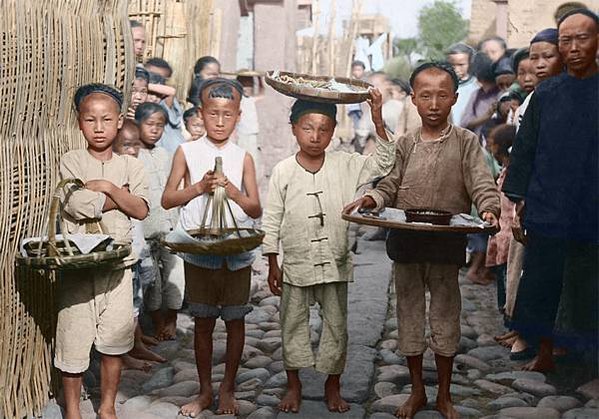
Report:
512,233,598,350
490,264,507,313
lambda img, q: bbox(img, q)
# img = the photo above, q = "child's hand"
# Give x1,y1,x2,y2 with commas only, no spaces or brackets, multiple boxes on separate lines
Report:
267,262,283,296
126,106,136,119
86,180,116,195
367,88,384,124
343,195,376,215
194,170,216,195
482,211,499,229
218,176,242,201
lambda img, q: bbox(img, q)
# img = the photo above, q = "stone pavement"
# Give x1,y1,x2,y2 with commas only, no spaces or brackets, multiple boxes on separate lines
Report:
39,228,599,418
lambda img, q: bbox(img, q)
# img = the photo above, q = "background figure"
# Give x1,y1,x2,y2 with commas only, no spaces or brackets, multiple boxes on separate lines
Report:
347,60,367,133
447,42,478,127
130,20,146,61
479,36,507,63
235,72,264,182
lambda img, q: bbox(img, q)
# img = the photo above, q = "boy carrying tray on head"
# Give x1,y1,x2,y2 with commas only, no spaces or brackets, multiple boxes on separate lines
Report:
346,62,500,419
162,78,262,417
57,83,149,419
262,90,396,414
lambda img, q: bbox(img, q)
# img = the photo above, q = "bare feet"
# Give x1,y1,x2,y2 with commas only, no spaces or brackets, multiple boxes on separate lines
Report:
498,336,517,348
98,406,118,419
216,389,239,415
279,386,302,413
122,354,153,372
395,391,427,418
324,375,350,413
160,309,178,341
279,370,302,413
180,392,213,418
141,334,159,346
129,344,166,363
521,355,555,372
150,310,165,340
436,395,459,419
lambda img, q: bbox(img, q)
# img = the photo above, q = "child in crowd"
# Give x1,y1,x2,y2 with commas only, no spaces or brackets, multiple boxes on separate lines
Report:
130,20,146,60
346,63,500,419
512,48,537,97
57,84,149,419
126,66,149,120
236,72,264,177
145,59,186,154
263,91,396,413
162,78,261,416
183,106,206,141
485,124,516,313
134,102,183,341
113,120,166,369
347,60,367,131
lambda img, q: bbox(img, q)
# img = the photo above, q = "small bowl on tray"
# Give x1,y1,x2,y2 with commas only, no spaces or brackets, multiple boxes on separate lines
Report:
404,208,453,225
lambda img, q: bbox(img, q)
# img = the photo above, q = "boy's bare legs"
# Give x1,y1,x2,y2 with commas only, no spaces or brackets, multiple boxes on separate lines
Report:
98,354,122,419
396,355,427,418
150,310,165,340
181,317,216,417
279,369,302,413
128,321,166,364
217,319,245,415
521,337,555,372
62,372,83,419
325,374,350,412
435,354,459,419
161,308,178,340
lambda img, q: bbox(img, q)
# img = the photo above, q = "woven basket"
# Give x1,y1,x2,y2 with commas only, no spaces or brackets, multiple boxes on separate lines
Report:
15,178,131,271
265,71,372,104
162,157,265,256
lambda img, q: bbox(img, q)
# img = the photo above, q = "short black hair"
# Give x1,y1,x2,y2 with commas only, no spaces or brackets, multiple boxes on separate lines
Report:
146,57,172,78
555,2,590,23
447,42,475,58
134,102,169,125
471,52,495,82
511,48,530,73
488,124,516,157
74,83,123,111
409,62,459,92
135,66,149,83
183,107,199,123
479,36,507,51
187,76,203,107
193,56,220,76
130,20,143,29
351,60,366,69
557,7,599,28
199,78,243,103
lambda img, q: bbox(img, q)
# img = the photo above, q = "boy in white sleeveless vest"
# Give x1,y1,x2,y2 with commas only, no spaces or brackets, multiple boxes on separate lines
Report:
162,78,262,417
262,92,396,413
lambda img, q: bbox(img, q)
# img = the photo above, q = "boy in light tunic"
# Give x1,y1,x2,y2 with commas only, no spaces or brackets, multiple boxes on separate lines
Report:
263,91,395,413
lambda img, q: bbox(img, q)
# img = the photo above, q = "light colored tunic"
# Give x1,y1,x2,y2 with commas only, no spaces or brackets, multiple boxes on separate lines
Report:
262,135,396,287
138,147,178,238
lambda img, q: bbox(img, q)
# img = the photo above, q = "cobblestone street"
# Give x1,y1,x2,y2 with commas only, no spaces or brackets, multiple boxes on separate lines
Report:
40,229,599,419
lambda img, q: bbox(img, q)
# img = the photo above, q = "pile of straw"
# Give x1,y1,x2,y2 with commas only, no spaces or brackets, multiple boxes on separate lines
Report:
0,1,133,417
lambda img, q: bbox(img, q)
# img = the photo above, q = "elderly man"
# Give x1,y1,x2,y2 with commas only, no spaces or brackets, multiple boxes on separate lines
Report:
503,9,598,372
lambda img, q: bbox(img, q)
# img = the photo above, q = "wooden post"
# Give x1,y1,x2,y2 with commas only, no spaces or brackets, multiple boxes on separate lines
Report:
328,0,336,76
311,0,320,75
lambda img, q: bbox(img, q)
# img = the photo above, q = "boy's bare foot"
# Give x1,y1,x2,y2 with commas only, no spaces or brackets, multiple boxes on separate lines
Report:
122,354,153,372
395,391,427,418
279,386,302,413
279,370,302,413
98,406,118,419
498,336,517,348
141,334,159,346
180,392,213,418
151,310,165,340
160,310,178,341
129,344,167,363
494,331,517,342
216,389,239,415
436,395,459,419
324,375,350,413
521,355,555,372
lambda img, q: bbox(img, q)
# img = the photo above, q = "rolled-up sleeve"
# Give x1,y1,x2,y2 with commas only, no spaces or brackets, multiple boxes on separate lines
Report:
354,132,397,187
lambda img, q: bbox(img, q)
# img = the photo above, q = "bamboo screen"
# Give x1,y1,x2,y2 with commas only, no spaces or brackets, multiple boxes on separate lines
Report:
0,0,133,417
128,0,217,104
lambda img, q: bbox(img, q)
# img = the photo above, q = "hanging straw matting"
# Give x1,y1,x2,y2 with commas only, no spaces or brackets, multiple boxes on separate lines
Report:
0,1,133,417
16,179,131,271
162,157,265,256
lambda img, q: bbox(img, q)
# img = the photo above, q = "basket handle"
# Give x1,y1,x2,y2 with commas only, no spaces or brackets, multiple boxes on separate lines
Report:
46,178,85,257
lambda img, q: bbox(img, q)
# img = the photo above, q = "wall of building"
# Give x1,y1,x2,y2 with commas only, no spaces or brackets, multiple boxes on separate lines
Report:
215,0,242,71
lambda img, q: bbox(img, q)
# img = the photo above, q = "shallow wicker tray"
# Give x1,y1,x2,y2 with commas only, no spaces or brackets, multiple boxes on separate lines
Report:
265,71,372,104
162,228,265,257
16,243,131,271
343,208,497,234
